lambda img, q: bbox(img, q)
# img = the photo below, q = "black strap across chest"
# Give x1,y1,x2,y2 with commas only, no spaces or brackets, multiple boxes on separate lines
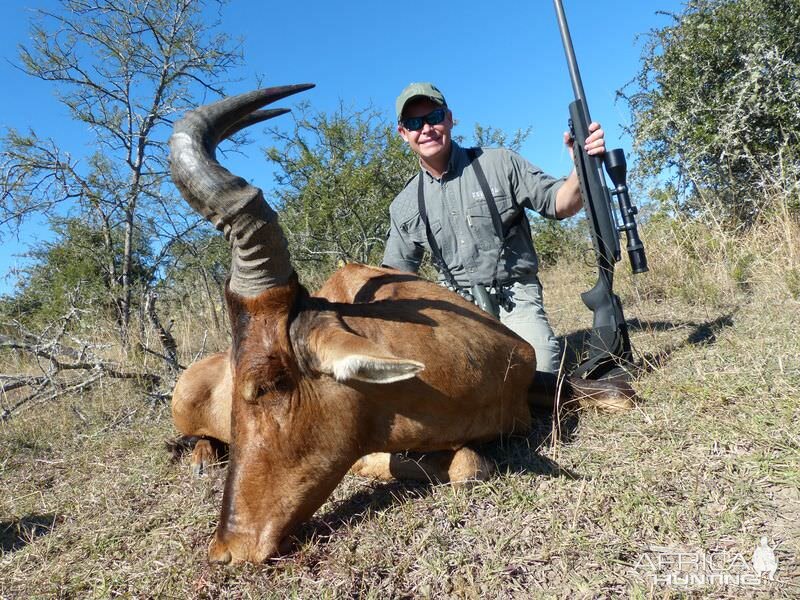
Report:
417,148,505,287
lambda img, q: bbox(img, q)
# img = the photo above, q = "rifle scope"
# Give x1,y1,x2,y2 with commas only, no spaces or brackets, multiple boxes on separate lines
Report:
553,0,648,275
603,150,648,273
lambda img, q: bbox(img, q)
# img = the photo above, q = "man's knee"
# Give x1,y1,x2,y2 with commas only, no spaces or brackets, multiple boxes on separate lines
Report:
500,280,562,372
501,312,561,372
531,337,562,374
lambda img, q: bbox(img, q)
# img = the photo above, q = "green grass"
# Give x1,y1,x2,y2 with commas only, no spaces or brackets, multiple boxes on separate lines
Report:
2,220,799,598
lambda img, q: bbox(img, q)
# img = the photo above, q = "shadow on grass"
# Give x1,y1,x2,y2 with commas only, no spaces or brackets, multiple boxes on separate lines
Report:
291,479,432,551
292,410,582,555
562,312,736,375
632,313,736,373
481,410,581,480
0,514,59,553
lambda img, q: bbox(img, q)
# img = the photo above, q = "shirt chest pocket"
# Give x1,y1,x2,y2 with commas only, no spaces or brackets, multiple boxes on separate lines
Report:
405,218,455,264
466,194,517,251
427,218,460,265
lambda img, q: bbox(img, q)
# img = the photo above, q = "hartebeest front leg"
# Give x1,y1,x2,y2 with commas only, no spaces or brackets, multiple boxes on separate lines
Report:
188,438,228,476
351,446,494,487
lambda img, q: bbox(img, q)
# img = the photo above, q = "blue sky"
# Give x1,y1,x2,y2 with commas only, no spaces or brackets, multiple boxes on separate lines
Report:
0,0,686,295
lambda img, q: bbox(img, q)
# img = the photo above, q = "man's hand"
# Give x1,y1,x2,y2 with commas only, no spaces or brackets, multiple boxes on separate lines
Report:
563,121,605,158
556,121,605,219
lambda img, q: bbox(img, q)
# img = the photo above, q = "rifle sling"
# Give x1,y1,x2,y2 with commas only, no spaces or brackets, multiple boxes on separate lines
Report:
417,148,506,288
416,175,457,288
467,148,505,251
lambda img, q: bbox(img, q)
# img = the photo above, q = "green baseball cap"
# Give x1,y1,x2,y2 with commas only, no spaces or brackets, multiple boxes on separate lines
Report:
395,82,447,120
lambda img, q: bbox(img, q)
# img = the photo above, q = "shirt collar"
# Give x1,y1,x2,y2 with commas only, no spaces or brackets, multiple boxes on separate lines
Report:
420,141,467,182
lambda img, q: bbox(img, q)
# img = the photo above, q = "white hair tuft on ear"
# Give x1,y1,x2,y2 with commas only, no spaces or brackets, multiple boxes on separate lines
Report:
331,355,424,384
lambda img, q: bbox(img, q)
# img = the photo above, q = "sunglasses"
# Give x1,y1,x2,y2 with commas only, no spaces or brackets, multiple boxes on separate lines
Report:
400,107,447,131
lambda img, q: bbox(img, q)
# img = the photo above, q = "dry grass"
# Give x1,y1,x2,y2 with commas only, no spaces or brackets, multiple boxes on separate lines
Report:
1,212,798,598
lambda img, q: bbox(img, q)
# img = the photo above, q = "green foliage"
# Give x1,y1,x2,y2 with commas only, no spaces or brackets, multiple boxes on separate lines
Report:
0,217,152,327
163,229,230,297
624,0,800,226
160,226,229,314
529,218,588,269
463,123,532,153
265,103,417,282
1,0,241,340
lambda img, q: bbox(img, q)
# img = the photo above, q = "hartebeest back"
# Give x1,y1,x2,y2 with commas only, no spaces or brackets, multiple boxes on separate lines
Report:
169,86,632,564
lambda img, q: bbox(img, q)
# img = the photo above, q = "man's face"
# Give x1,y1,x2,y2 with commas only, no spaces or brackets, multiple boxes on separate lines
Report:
398,98,453,167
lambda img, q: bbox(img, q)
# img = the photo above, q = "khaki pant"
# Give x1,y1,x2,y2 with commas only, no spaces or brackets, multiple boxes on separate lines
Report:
499,278,562,374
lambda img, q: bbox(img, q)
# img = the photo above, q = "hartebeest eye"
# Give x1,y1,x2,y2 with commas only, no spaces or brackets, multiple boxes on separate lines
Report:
269,371,292,393
240,379,275,403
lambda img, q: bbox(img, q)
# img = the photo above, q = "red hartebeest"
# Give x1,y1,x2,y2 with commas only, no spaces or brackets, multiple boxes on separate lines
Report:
168,85,632,564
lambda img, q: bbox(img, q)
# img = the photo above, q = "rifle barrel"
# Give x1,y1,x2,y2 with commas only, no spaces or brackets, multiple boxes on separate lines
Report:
553,0,590,121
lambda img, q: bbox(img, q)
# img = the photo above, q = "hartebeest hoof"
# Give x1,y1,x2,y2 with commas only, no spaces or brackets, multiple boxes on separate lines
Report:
190,439,216,477
207,537,232,564
447,446,494,487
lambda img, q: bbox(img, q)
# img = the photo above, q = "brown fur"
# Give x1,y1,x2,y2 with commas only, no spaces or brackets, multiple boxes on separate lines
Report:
172,350,232,443
171,263,633,564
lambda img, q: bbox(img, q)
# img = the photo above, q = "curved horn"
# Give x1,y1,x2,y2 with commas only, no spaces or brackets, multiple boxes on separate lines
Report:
169,84,314,297
220,108,291,141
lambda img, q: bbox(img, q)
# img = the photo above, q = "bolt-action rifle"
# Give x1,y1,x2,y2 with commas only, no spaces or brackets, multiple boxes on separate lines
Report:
553,0,649,380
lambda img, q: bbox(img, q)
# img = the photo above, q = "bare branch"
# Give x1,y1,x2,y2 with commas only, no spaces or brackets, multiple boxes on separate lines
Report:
0,299,166,421
3,0,243,345
141,290,180,373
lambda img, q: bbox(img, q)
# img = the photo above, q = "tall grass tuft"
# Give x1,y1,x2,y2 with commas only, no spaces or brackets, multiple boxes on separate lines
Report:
615,187,799,310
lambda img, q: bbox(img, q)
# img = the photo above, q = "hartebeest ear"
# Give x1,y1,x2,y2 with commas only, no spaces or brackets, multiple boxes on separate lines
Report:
306,325,424,384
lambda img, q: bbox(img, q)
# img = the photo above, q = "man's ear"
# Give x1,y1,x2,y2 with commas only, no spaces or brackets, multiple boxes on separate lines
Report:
305,320,424,384
398,124,409,142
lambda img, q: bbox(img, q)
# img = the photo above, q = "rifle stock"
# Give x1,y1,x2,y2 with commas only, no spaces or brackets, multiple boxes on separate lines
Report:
553,0,648,379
